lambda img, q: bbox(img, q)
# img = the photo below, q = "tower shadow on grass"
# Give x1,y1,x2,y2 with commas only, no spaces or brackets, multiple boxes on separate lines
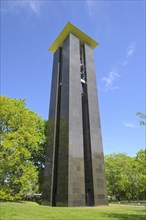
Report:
106,213,146,220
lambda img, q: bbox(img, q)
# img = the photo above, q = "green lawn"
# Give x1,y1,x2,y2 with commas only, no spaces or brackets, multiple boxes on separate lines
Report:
0,202,145,220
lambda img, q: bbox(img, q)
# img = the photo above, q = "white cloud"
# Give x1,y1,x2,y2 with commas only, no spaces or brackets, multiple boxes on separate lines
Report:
102,71,120,90
122,42,136,66
123,122,139,128
3,0,43,15
28,1,41,15
100,41,136,90
86,0,96,17
85,0,109,18
126,42,136,57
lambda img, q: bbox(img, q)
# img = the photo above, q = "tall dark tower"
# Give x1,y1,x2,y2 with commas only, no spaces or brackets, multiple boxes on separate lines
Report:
42,22,108,207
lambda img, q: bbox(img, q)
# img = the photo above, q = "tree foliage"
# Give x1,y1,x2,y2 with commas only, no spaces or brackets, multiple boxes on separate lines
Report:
105,150,146,201
136,112,146,125
0,96,45,200
0,96,145,202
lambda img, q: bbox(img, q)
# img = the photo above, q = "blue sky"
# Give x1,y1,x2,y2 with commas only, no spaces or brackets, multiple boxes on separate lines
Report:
1,0,145,156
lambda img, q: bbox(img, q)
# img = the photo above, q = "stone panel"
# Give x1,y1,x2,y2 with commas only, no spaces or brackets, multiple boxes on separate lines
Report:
56,37,69,206
68,34,85,206
84,43,108,205
42,49,60,204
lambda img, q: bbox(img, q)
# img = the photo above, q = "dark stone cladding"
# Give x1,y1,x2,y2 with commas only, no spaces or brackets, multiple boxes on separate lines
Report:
84,44,108,205
42,33,108,207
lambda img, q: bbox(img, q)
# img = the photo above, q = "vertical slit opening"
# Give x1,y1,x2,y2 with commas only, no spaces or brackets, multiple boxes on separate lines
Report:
80,44,95,206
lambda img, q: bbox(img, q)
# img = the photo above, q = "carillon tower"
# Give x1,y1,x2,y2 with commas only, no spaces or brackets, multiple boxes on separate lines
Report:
43,22,108,207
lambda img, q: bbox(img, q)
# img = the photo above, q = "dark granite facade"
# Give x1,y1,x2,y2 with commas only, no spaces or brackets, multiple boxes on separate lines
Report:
42,49,60,204
84,44,108,205
42,31,108,207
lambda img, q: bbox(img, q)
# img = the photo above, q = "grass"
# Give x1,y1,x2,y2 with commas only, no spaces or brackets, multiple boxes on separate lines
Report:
110,200,146,205
0,201,145,220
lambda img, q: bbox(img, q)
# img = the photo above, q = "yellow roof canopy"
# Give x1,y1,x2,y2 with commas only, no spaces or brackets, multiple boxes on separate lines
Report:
49,22,99,53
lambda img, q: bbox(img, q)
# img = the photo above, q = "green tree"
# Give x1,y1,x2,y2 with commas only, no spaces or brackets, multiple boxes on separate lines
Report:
105,151,146,201
0,96,45,200
105,153,131,201
136,112,146,125
36,119,54,193
135,149,146,200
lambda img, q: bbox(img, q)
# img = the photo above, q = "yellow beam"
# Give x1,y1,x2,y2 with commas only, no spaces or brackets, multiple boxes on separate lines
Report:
49,22,99,53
